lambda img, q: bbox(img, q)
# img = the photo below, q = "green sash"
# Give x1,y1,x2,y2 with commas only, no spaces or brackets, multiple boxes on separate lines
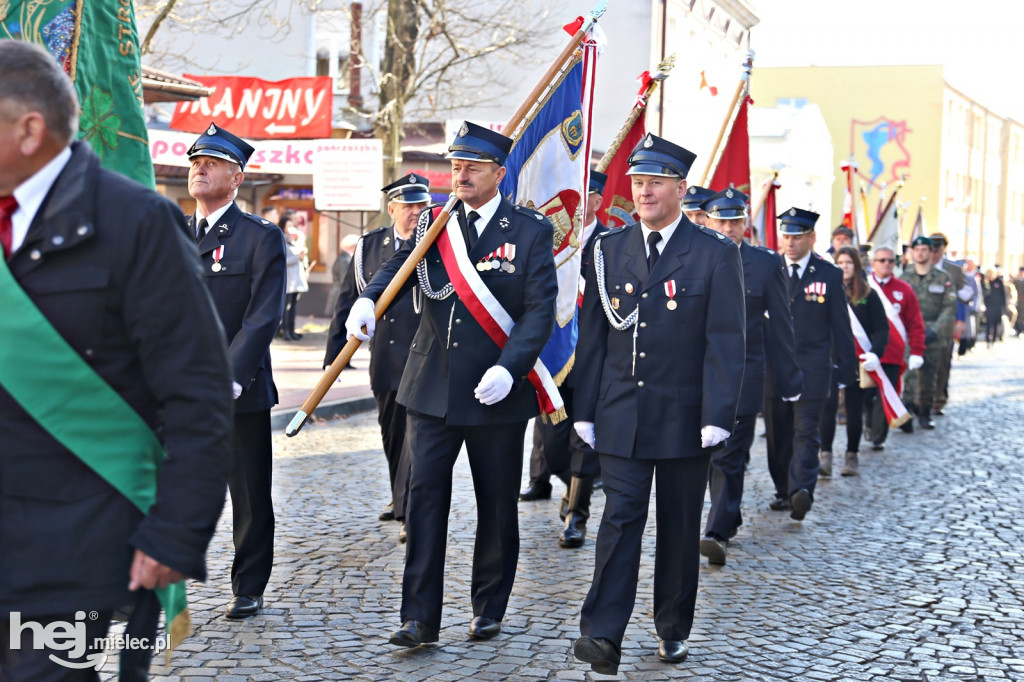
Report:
0,256,190,654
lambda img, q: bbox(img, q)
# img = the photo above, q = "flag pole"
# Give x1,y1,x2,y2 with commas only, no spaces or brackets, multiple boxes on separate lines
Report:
595,55,676,173
698,51,754,186
867,179,903,243
286,1,607,437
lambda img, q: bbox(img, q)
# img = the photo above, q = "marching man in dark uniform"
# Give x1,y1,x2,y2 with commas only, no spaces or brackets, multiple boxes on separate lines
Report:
0,41,232,680
345,122,557,647
571,134,746,674
680,184,714,226
699,189,802,565
186,124,288,619
523,170,610,548
325,174,429,542
765,208,856,521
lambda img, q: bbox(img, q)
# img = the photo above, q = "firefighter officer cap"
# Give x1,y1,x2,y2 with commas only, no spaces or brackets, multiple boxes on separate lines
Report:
187,122,255,170
382,173,431,204
778,207,820,234
702,188,749,220
445,121,513,166
626,133,697,179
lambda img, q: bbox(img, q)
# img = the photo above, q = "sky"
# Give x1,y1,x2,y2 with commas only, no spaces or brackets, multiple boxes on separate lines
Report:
749,0,1024,122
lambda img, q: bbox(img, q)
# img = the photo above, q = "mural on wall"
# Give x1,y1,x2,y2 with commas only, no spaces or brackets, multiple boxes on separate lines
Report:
850,117,912,188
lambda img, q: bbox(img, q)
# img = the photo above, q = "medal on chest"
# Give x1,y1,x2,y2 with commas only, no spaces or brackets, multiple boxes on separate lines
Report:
664,280,678,310
804,281,825,303
211,245,225,272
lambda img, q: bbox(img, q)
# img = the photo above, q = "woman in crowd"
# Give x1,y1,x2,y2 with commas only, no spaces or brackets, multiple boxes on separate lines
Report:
820,246,888,477
279,211,309,341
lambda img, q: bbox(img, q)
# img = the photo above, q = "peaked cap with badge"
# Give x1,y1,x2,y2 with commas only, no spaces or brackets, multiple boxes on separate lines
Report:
778,207,820,234
682,185,715,212
446,121,514,166
187,122,256,169
588,171,608,195
626,133,697,179
702,188,748,220
383,173,432,204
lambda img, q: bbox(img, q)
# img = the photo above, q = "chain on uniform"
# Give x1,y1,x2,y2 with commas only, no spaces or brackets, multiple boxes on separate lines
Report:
352,235,368,294
414,207,454,301
594,238,639,330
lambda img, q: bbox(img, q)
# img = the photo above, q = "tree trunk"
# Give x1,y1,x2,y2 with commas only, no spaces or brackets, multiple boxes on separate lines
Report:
378,0,419,196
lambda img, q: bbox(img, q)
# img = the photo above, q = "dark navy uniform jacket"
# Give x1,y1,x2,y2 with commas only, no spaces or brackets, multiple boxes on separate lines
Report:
574,217,746,459
325,225,419,393
360,197,557,426
767,252,856,401
188,204,287,413
737,242,802,415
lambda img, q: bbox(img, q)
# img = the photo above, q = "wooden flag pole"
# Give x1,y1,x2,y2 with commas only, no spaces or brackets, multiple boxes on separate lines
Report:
697,51,754,187
595,55,676,173
286,2,607,437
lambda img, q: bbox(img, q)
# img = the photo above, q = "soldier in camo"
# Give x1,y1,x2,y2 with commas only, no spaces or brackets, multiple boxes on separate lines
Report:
900,236,956,429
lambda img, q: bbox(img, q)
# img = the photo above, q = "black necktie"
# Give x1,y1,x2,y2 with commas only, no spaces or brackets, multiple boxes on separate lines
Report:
195,217,208,244
647,231,662,273
463,210,480,249
789,263,800,295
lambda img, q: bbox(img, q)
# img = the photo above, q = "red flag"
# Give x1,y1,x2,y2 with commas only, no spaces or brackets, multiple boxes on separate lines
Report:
762,177,779,251
596,114,645,228
709,98,751,194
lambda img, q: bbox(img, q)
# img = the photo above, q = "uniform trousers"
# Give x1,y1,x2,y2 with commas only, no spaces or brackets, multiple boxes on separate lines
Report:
705,412,757,541
865,363,902,445
373,390,411,519
935,340,954,407
229,410,274,597
400,412,527,631
765,397,825,500
580,452,710,646
904,340,946,412
527,428,551,487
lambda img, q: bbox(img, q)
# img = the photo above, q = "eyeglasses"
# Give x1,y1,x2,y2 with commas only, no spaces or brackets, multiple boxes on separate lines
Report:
874,258,895,263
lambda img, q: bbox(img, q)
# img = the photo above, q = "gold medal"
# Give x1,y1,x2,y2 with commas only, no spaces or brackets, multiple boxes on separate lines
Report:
477,262,489,271
666,300,678,310
211,262,222,272
818,295,825,303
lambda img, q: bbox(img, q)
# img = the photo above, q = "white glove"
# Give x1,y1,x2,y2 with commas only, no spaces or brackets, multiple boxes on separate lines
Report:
232,381,243,400
782,393,801,402
837,384,847,390
474,365,514,405
574,421,596,449
908,354,924,371
701,425,730,448
859,352,880,372
345,297,376,341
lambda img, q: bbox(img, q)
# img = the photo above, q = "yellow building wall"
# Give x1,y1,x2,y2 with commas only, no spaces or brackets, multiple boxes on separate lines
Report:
754,65,945,240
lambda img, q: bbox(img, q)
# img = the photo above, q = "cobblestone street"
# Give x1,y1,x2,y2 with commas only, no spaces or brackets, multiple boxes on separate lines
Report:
129,339,1024,681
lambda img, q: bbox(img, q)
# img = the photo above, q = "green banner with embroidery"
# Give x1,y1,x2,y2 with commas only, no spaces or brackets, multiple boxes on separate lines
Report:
1,0,155,188
0,257,189,666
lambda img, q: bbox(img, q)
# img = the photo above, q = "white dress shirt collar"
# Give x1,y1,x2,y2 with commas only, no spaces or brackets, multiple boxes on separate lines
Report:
10,146,73,253
463,191,502,236
640,213,682,257
785,252,813,279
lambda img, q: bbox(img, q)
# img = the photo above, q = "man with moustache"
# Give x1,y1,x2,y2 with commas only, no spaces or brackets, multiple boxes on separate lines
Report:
764,208,856,521
325,173,430,542
698,189,802,565
186,123,288,619
345,121,556,647
571,134,745,673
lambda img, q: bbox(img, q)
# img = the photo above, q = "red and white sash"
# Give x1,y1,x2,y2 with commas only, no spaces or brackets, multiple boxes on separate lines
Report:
868,275,909,391
848,304,910,428
434,210,565,423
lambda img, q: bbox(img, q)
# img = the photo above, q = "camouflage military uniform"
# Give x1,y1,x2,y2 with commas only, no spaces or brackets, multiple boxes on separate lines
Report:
901,266,956,416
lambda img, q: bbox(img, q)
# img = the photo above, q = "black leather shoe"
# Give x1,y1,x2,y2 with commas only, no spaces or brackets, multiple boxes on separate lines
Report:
789,489,812,521
574,636,620,675
768,495,791,511
658,639,689,663
919,414,935,430
559,513,587,549
934,407,945,416
226,595,263,620
379,503,395,521
519,481,552,501
389,620,439,647
899,419,914,433
468,616,501,640
398,522,407,543
699,536,727,565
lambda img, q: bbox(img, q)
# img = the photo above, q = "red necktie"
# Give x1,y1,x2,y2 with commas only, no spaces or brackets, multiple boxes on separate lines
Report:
0,195,17,259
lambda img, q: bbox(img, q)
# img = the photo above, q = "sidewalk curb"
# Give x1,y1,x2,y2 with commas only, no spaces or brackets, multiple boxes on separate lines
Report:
271,395,377,432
